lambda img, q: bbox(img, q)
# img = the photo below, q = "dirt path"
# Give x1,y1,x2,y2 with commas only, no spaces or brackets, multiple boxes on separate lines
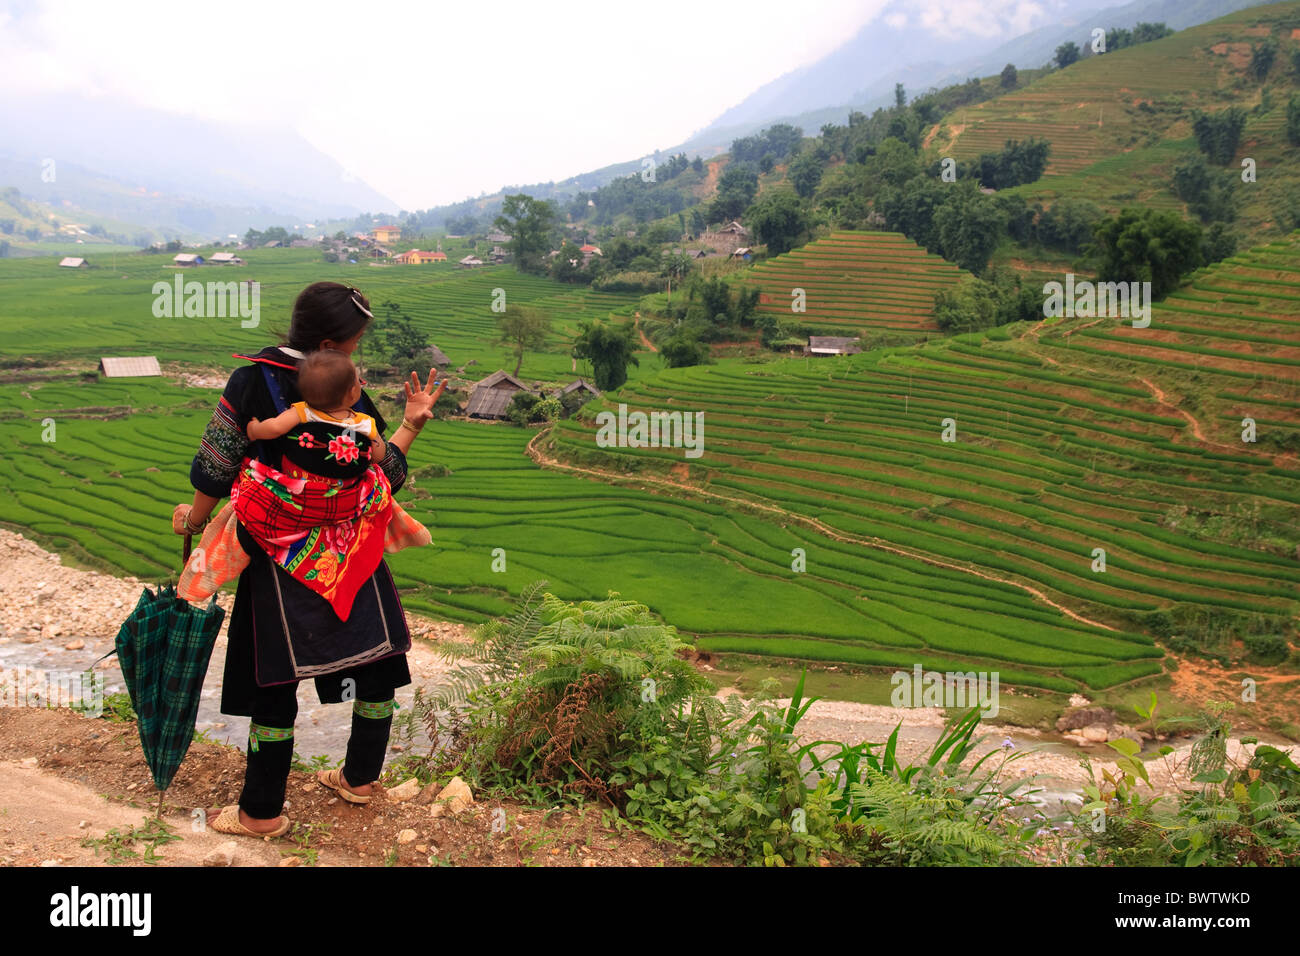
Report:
1135,376,1241,451
525,430,1115,631
634,315,658,353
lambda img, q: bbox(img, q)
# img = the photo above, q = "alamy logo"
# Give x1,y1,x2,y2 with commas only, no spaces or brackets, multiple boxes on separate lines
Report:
890,664,1000,718
152,276,260,327
595,403,704,459
1042,273,1151,328
49,886,151,936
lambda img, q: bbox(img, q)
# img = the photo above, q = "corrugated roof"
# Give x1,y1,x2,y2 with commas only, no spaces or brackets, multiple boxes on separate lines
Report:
466,388,517,418
99,356,162,377
58,257,86,267
808,336,861,355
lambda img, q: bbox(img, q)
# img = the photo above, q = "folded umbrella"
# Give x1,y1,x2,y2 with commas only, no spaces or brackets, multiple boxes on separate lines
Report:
110,536,225,816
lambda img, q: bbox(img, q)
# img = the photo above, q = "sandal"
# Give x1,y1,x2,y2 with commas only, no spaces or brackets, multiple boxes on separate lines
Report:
210,804,290,838
317,767,372,804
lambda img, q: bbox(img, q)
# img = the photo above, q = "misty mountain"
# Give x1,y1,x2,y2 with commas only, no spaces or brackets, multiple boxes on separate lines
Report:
680,0,1281,152
0,94,398,235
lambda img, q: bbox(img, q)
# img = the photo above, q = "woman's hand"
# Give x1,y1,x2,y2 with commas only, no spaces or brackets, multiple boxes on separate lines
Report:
172,504,193,536
402,368,445,426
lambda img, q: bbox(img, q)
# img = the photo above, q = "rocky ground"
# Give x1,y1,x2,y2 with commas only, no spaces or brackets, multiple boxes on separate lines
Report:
1,527,1296,867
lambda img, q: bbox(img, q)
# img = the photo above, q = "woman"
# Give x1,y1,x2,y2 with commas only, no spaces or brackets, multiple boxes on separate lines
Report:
172,281,441,837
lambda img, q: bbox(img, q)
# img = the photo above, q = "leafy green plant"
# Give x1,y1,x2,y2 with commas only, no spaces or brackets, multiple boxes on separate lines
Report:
1076,696,1300,865
81,817,180,865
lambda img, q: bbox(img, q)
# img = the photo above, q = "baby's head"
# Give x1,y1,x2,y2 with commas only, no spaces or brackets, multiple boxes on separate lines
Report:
298,348,360,412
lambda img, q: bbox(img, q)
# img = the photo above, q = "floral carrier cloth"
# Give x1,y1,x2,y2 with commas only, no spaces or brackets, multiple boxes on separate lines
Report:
178,454,430,621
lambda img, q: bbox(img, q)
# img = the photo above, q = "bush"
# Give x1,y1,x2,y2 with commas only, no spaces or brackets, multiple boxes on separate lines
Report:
409,586,1043,866
1076,696,1300,866
593,271,663,294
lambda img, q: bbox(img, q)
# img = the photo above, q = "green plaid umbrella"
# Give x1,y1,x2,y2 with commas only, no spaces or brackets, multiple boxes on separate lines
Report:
112,537,224,815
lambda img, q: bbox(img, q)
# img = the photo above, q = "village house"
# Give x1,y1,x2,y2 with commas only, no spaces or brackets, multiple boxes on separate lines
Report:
806,336,862,357
553,379,601,407
58,257,87,268
208,252,244,265
394,249,446,265
731,246,753,261
99,356,162,378
371,225,402,244
699,220,749,255
466,369,533,419
485,230,512,244
459,255,484,268
415,344,451,372
173,253,203,266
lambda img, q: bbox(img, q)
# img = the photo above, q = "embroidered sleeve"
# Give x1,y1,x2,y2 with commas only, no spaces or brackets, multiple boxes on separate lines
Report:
190,373,252,498
376,439,407,494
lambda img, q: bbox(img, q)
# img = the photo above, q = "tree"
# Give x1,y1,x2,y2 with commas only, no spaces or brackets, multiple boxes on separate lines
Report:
1091,208,1202,299
708,165,759,222
494,193,556,274
787,151,824,199
1055,42,1080,68
932,183,1007,274
1000,63,1017,88
572,320,639,391
375,301,430,368
691,156,704,174
1171,154,1235,223
894,82,906,108
1191,108,1247,165
1201,221,1237,265
1287,93,1300,146
746,189,809,255
1249,37,1278,81
660,330,710,368
495,304,551,377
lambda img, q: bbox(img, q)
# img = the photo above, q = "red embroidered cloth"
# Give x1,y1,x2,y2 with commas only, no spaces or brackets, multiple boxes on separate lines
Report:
231,456,391,621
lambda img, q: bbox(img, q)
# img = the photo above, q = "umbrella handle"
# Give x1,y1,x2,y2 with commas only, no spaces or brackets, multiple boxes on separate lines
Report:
182,533,193,566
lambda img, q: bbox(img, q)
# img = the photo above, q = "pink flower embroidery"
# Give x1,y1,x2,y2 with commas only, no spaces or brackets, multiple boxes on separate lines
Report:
297,432,312,447
327,434,359,464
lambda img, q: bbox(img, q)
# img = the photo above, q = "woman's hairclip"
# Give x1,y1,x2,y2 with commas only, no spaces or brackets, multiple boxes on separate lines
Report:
348,288,373,319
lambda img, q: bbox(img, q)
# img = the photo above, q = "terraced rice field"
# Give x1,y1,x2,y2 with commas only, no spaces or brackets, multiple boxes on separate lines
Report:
1037,236,1300,434
930,3,1300,242
1,374,1158,692
548,236,1300,678
0,249,640,382
741,231,966,337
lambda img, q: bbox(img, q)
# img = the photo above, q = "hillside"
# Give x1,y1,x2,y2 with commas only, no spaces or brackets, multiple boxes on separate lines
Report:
741,231,967,340
933,1,1300,241
546,231,1300,697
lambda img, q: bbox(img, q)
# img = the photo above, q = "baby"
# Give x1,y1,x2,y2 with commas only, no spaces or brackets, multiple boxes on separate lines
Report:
247,348,385,470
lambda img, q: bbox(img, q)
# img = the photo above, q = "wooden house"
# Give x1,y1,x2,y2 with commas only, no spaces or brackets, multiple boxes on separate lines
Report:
466,370,532,419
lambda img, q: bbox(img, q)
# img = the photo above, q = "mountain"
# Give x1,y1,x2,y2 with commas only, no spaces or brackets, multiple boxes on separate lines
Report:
680,0,1282,152
0,94,398,238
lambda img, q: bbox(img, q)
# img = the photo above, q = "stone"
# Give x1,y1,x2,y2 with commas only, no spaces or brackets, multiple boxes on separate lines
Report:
1081,724,1110,743
20,634,40,644
203,842,238,867
279,857,301,867
385,778,422,802
438,776,473,814
43,624,61,639
18,757,38,768
1056,706,1116,732
64,639,85,651
415,844,428,854
413,781,442,806
397,829,417,844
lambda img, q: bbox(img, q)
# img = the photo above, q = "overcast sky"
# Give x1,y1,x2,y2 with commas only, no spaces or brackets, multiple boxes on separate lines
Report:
0,0,1059,209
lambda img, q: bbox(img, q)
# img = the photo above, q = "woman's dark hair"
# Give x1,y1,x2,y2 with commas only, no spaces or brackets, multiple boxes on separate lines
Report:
284,282,373,352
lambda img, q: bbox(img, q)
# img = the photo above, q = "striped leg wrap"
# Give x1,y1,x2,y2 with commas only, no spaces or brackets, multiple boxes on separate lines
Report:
248,722,293,753
352,698,398,719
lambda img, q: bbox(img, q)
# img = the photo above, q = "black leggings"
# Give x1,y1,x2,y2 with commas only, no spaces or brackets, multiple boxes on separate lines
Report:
239,670,396,820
